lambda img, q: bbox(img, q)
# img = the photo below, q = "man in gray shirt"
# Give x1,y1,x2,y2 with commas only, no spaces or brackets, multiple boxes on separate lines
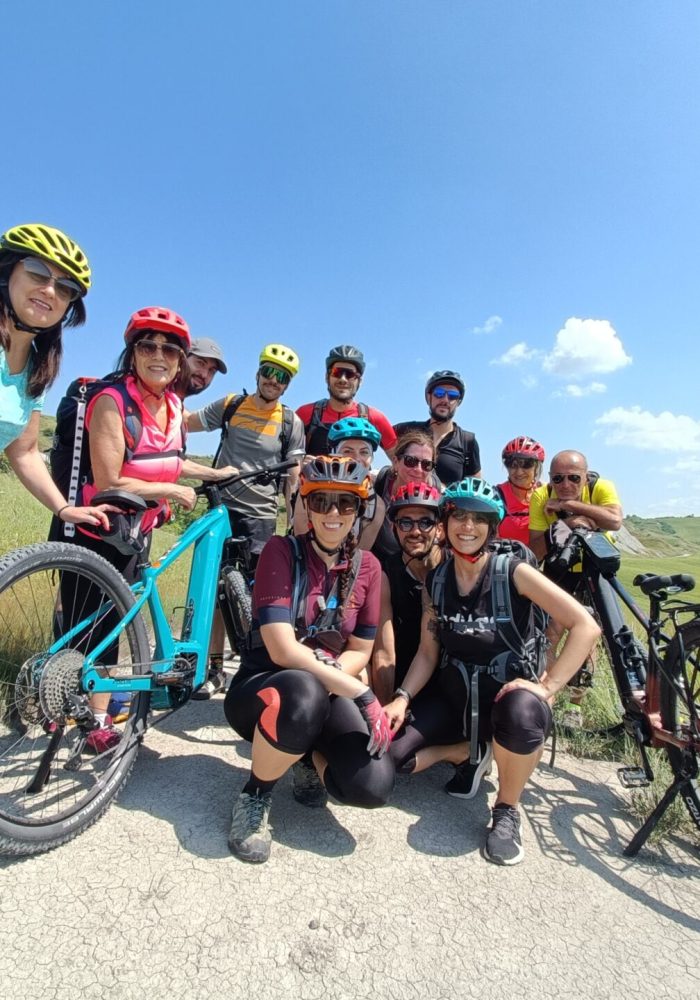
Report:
188,343,305,697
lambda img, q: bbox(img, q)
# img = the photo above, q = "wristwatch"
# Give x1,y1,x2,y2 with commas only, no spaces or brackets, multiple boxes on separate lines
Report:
393,687,412,705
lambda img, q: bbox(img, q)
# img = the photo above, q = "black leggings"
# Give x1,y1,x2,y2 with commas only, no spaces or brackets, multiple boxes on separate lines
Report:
390,685,552,772
225,669,395,807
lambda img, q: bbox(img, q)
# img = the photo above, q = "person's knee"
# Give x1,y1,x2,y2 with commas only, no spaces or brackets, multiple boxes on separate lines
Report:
325,756,395,807
492,687,552,756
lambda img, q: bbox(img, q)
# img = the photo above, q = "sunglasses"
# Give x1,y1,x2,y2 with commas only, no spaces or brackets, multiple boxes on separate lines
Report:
134,340,184,362
395,516,437,532
259,363,290,385
448,509,491,524
505,457,537,470
306,492,360,515
550,473,582,485
431,387,461,401
21,257,82,303
400,454,435,472
329,366,360,381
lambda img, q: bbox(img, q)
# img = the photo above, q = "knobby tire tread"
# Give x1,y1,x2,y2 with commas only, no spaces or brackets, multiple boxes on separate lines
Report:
659,621,700,833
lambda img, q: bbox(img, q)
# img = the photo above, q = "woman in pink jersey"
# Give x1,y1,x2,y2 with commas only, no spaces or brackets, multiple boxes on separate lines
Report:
496,437,545,548
65,307,235,751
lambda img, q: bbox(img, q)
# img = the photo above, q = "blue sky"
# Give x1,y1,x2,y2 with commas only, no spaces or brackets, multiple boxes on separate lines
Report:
6,2,699,516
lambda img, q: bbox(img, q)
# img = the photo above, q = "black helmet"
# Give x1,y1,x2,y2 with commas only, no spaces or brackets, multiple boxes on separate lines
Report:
425,370,465,398
326,344,365,375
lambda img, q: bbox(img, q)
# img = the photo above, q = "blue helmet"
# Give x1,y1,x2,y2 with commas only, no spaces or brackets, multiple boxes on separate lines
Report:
440,477,505,522
327,416,381,452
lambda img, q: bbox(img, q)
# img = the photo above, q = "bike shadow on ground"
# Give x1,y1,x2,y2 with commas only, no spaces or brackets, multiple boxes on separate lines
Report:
523,755,700,932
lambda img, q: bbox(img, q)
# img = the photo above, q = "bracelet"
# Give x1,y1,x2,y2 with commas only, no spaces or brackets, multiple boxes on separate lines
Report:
56,504,71,520
314,648,343,670
393,687,412,705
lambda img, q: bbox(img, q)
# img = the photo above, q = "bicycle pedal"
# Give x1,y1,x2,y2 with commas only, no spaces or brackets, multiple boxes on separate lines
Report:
617,767,650,789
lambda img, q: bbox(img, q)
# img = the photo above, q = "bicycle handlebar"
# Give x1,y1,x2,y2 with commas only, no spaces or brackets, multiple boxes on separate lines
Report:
194,458,298,498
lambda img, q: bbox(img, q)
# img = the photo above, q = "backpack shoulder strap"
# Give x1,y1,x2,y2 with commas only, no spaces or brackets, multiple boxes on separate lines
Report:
213,393,246,466
357,402,369,420
280,404,294,459
305,399,328,447
287,534,308,631
429,559,450,618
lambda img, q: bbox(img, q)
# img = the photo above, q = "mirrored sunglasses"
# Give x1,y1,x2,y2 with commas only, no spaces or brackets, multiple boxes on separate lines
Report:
395,516,437,532
400,454,435,472
306,492,360,515
134,340,184,361
21,257,82,303
259,363,290,385
505,456,537,470
431,387,461,400
551,473,582,485
329,366,360,381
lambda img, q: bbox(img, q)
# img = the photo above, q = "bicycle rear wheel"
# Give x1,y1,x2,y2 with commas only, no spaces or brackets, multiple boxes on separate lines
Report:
659,621,700,833
0,542,151,856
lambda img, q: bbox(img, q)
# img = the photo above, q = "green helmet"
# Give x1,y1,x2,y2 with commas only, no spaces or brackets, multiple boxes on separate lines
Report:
440,477,505,522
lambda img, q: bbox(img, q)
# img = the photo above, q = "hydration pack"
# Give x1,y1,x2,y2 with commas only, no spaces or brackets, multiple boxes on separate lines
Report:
304,399,369,452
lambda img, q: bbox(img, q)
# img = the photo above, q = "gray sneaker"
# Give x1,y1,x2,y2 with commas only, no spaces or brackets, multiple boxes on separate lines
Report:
228,790,272,863
484,803,524,866
292,760,328,808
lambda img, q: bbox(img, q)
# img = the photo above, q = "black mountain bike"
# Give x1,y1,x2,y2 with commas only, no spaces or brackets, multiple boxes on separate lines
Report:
548,528,699,855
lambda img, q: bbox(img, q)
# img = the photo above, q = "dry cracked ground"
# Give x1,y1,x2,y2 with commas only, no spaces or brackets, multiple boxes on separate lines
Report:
1,695,698,1000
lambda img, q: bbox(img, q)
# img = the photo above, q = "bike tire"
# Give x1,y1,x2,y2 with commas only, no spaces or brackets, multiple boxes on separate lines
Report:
0,542,151,856
221,566,252,649
658,621,700,833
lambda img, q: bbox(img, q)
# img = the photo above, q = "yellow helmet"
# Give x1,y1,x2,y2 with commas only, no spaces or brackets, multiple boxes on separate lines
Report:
259,343,300,377
0,223,91,293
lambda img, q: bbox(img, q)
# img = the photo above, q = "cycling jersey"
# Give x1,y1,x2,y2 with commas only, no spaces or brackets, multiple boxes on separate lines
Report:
0,347,44,451
82,375,184,533
496,480,535,546
529,477,620,534
297,400,397,456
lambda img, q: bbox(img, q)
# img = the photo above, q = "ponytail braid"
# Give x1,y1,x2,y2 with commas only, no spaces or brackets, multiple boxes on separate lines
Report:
337,531,359,619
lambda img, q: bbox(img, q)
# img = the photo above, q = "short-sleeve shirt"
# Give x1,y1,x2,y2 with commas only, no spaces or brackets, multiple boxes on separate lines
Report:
194,394,305,521
239,534,381,677
0,348,44,452
393,419,480,486
296,400,397,456
529,478,620,533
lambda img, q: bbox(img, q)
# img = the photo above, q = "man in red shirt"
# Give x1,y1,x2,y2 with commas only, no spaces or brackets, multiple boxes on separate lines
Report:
296,345,396,458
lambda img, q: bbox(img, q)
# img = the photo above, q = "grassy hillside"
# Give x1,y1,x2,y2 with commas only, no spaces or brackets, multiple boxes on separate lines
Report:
625,514,700,556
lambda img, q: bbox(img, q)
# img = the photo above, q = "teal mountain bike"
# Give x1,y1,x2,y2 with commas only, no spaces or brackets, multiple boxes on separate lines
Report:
0,461,295,856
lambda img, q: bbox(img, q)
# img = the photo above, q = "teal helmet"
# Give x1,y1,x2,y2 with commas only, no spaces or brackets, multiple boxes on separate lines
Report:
328,416,381,452
440,477,505,522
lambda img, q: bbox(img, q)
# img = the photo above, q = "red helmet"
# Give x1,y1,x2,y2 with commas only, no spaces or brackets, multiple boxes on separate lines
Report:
502,436,545,463
124,307,191,350
388,481,442,520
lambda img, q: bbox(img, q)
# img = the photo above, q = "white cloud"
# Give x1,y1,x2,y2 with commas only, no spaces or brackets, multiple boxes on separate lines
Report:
472,315,502,335
553,381,607,398
596,406,700,452
490,342,539,366
521,375,538,390
543,318,632,378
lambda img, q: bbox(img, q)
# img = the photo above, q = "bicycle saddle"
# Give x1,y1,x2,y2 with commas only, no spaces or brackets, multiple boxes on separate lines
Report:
633,572,696,596
91,490,158,513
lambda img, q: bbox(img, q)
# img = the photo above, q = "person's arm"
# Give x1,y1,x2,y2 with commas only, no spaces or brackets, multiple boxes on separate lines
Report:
5,411,111,528
282,459,301,524
528,486,550,561
186,410,206,432
89,396,197,510
358,493,385,551
383,588,441,730
180,458,237,481
370,409,397,459
370,572,397,704
543,498,622,532
495,562,600,703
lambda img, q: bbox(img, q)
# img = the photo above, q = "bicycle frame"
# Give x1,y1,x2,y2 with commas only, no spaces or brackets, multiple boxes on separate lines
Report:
53,503,231,708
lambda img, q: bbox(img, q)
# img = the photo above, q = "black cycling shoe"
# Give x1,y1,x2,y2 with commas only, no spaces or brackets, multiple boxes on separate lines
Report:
192,668,226,701
444,742,493,799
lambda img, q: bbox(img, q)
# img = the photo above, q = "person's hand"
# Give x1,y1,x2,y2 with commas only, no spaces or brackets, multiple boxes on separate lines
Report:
495,677,553,705
384,697,408,734
544,499,564,515
59,503,119,529
171,484,197,510
567,515,597,530
215,465,238,480
353,687,394,757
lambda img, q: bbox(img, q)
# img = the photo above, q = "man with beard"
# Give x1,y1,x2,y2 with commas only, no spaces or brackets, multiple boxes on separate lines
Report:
187,343,305,698
296,344,397,458
182,337,228,399
394,370,481,486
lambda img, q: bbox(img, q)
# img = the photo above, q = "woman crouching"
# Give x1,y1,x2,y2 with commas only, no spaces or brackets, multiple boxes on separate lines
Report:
224,456,394,863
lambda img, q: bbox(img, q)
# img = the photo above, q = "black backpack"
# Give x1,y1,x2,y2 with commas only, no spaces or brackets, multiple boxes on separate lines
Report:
304,399,369,452
50,376,145,538
213,392,295,470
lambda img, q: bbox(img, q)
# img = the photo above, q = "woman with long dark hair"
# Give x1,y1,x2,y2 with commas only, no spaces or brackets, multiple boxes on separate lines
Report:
0,223,109,530
224,456,394,864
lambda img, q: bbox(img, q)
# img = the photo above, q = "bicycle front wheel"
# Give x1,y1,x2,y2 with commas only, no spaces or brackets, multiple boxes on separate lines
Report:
0,542,151,856
659,621,700,833
221,566,252,649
